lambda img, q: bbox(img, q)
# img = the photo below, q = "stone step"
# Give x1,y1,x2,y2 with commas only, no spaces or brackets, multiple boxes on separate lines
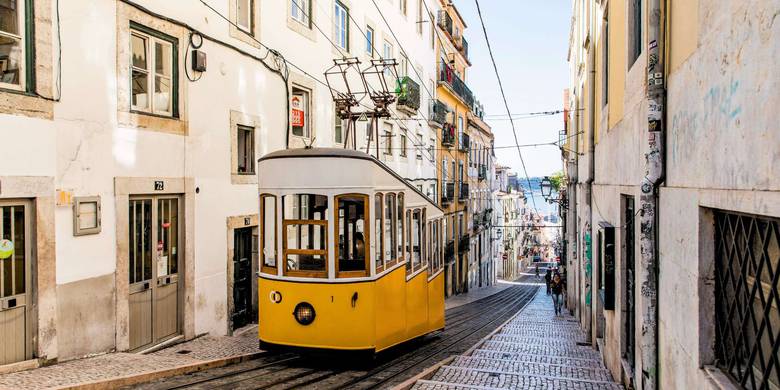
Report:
450,355,614,382
490,334,585,347
425,365,624,389
470,349,606,369
479,340,603,360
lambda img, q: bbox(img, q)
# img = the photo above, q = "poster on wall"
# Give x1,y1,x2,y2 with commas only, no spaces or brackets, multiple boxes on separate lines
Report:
291,95,305,128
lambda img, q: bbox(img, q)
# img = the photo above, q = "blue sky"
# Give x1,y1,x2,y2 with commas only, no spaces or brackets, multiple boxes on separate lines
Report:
457,0,571,177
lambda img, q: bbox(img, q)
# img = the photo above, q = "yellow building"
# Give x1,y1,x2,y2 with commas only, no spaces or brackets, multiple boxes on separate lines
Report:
431,0,473,296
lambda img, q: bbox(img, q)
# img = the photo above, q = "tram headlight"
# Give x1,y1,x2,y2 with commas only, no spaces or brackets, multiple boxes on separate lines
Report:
293,302,316,325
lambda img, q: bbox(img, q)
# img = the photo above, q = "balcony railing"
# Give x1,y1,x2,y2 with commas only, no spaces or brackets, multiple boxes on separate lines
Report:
459,182,469,201
396,77,421,113
444,240,455,263
439,61,475,108
478,165,487,181
459,132,470,152
461,36,469,62
441,181,455,205
437,10,453,37
429,99,448,127
442,123,456,147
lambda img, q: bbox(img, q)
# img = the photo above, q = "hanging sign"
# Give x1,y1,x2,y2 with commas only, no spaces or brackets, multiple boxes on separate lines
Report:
0,239,13,259
291,95,305,128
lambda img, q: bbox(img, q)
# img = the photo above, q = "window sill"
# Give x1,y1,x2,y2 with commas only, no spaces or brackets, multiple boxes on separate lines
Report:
231,173,258,185
286,17,317,42
119,110,186,135
702,366,740,390
0,89,54,120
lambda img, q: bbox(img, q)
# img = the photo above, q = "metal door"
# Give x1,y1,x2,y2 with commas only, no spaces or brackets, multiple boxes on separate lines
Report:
129,196,181,351
624,197,636,369
0,200,32,365
232,227,253,330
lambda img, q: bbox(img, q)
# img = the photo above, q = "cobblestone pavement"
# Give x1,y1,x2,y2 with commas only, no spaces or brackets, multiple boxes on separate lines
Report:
0,326,259,390
412,292,623,390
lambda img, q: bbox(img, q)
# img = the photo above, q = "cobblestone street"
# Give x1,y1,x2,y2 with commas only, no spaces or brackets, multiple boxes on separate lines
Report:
412,291,623,389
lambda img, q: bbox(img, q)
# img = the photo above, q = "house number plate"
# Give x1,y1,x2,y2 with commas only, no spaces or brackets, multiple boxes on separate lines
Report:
154,181,164,191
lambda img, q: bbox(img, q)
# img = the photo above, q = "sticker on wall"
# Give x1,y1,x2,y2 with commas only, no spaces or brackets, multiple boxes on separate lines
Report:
0,239,13,259
158,256,169,277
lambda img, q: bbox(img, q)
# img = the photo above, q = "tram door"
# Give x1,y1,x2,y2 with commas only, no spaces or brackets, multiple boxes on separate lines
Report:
129,197,181,351
0,200,32,365
232,227,254,330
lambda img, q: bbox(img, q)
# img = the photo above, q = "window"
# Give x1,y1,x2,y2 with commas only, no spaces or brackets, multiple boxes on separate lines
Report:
334,1,349,51
291,86,311,138
400,134,407,156
429,138,435,162
399,0,407,16
629,0,642,66
366,26,374,56
397,192,405,261
416,132,424,160
260,194,277,274
429,11,435,49
282,194,328,277
405,210,413,274
0,0,25,89
291,0,311,27
399,55,408,78
334,108,344,144
237,125,255,174
384,193,396,268
714,211,780,389
73,196,101,236
383,123,392,154
236,0,253,33
417,0,423,35
374,193,383,270
383,40,393,78
336,194,369,277
131,26,177,117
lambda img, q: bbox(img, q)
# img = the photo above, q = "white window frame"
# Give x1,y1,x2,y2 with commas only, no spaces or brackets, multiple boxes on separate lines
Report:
236,0,253,33
400,133,407,157
383,123,393,155
365,25,375,56
334,1,349,51
0,0,26,91
130,29,175,116
237,124,255,175
291,85,312,139
399,0,407,16
73,196,102,236
291,0,311,27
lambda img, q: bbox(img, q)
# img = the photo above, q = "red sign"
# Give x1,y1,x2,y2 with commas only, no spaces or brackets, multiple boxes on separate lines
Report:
291,95,305,128
502,253,508,260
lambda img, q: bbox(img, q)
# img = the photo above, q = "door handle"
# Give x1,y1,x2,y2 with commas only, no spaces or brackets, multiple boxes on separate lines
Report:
143,282,150,290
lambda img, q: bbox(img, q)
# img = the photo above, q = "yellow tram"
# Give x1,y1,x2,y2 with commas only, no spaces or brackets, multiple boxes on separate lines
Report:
257,148,445,353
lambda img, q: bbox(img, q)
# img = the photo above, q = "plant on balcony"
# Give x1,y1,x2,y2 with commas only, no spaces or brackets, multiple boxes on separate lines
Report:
396,76,420,112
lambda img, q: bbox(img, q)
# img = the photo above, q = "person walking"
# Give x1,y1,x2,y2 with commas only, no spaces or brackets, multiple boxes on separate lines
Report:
551,273,564,315
535,265,540,281
544,268,552,295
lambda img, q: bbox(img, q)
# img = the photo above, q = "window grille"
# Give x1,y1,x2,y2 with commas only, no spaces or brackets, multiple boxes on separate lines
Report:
714,210,780,390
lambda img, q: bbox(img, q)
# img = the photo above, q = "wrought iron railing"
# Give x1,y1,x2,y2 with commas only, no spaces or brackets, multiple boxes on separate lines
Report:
442,124,456,147
459,182,469,201
444,240,455,263
478,165,487,181
714,210,780,390
441,181,455,205
461,36,469,61
458,234,470,252
429,99,448,127
396,77,420,112
439,61,475,108
436,10,453,36
459,132,470,152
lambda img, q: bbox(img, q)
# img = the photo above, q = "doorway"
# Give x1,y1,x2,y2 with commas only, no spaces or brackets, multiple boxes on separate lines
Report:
232,227,255,330
0,200,33,365
623,196,636,372
128,196,182,351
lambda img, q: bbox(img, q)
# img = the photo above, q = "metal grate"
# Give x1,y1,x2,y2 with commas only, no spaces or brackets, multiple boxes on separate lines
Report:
714,211,780,390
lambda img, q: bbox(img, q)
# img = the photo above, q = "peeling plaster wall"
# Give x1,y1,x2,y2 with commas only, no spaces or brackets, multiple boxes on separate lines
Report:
659,0,780,388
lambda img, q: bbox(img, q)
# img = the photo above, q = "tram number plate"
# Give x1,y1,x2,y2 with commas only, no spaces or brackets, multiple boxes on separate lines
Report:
154,181,164,191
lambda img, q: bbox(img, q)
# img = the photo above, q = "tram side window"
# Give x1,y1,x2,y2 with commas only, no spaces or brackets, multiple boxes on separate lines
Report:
282,194,328,276
384,193,396,269
337,194,369,276
260,194,277,274
406,210,413,274
410,209,422,273
421,209,427,271
374,194,383,271
397,192,405,262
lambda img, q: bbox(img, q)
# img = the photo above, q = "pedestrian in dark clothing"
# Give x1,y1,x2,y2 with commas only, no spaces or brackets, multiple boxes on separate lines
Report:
544,269,552,295
551,274,564,315
535,265,540,281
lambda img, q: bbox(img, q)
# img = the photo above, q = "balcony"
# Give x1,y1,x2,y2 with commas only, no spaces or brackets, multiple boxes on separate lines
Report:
459,182,469,201
442,123,456,147
459,132,470,152
441,181,455,205
439,61,475,108
461,36,469,62
437,10,453,37
458,233,471,252
396,77,420,114
478,165,487,181
429,100,448,127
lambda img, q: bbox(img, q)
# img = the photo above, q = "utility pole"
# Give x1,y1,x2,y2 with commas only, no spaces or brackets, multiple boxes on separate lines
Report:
640,0,665,388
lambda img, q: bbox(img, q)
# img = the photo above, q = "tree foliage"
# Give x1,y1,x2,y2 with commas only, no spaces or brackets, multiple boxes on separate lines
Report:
549,171,565,192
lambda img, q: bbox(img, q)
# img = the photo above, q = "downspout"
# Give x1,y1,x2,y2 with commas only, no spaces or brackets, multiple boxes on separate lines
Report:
587,35,596,342
639,0,665,388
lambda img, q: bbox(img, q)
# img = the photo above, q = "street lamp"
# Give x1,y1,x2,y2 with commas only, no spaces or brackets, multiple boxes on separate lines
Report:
540,176,553,200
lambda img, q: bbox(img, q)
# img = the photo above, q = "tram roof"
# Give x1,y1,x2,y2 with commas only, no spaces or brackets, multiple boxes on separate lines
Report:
259,147,442,211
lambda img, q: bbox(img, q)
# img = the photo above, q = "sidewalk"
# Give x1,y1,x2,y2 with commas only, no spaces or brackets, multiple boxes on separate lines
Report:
0,326,261,390
411,291,624,389
445,283,513,310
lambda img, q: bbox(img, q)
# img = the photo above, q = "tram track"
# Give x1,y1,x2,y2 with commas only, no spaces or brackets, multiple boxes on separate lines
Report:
132,281,539,390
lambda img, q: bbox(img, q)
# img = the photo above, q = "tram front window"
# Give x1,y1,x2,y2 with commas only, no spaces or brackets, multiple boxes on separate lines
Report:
336,194,369,276
282,194,328,276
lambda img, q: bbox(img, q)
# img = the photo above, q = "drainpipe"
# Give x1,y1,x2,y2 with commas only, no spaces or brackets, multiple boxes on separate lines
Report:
586,37,596,342
639,0,665,388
